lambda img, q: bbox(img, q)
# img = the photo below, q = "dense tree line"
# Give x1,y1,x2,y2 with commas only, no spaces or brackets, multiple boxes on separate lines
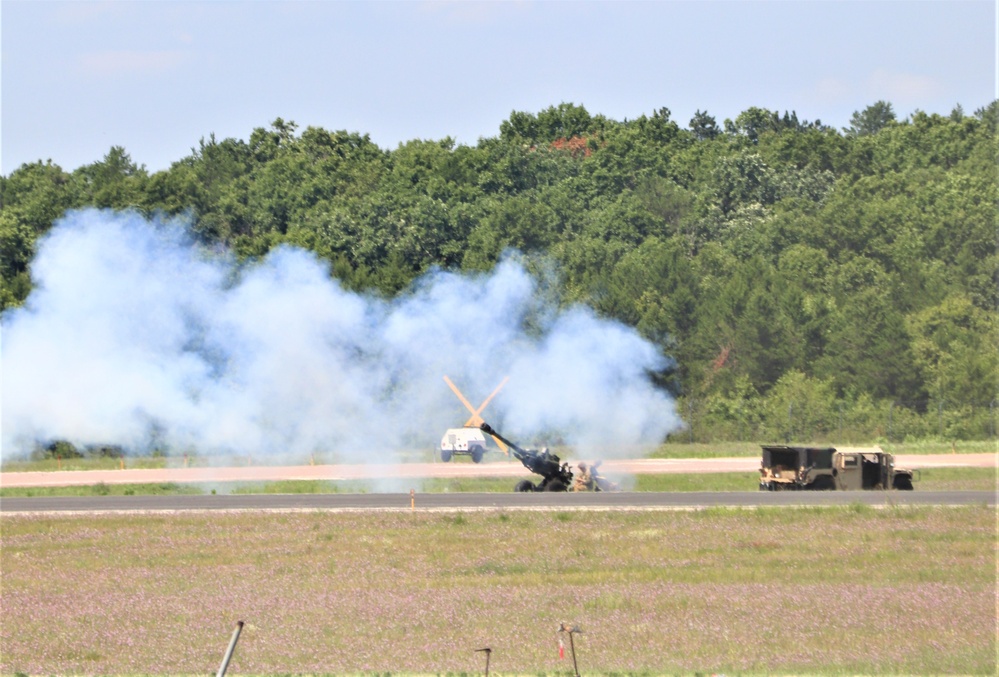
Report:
2,100,997,441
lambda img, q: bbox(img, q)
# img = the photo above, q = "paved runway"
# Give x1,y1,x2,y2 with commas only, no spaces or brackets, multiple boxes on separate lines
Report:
1,489,994,514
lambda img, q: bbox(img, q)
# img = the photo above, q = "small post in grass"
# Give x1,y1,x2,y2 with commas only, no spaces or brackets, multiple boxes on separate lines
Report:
558,622,583,677
475,646,491,676
216,620,244,677
410,488,415,510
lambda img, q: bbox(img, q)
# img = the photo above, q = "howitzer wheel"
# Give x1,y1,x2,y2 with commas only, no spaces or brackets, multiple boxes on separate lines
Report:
544,479,567,492
514,479,535,492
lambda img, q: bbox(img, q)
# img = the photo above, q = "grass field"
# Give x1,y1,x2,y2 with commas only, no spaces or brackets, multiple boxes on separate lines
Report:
1,505,994,675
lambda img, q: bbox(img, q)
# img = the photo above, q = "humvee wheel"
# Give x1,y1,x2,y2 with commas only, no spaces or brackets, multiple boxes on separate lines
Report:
893,475,914,490
514,479,535,492
811,476,836,491
441,449,453,462
470,446,484,463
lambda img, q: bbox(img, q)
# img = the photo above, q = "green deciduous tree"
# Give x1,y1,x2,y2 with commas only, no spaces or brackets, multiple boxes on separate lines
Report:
689,110,720,141
908,294,999,406
846,100,896,137
74,146,148,209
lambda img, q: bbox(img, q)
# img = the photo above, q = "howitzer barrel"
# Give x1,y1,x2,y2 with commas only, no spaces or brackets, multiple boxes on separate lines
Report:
479,422,573,489
479,422,527,458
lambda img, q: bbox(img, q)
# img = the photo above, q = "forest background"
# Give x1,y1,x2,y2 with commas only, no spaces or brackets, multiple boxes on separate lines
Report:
2,101,997,444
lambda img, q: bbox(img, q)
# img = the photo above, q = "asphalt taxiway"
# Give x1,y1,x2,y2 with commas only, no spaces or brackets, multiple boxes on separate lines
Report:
1,489,993,514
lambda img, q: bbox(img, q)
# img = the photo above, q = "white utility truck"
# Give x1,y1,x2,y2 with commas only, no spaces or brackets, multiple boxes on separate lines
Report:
440,427,488,463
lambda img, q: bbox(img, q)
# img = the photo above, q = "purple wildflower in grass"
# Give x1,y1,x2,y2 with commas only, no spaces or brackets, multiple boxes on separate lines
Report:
0,507,994,673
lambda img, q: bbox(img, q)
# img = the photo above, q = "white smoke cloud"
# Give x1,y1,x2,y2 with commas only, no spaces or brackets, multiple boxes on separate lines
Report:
1,209,682,461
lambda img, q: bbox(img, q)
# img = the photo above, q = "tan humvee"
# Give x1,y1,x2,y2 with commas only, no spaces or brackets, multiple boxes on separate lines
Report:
759,445,915,491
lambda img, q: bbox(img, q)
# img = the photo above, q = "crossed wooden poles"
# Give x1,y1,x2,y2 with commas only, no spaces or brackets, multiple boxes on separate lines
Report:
443,375,510,455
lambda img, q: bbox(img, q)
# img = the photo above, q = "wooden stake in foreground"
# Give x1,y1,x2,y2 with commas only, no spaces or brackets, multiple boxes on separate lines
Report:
558,622,583,677
216,620,244,677
475,647,491,676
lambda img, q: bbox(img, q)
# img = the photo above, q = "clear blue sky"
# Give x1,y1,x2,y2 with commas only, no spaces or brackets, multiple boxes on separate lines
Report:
2,0,995,175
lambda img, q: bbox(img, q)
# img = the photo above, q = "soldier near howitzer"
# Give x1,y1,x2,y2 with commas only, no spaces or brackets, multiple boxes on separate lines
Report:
572,462,593,491
590,460,619,492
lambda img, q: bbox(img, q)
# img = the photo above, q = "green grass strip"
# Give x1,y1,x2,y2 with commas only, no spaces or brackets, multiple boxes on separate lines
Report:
1,467,992,497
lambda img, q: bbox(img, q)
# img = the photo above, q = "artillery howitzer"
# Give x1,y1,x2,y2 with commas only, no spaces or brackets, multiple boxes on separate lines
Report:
479,422,573,492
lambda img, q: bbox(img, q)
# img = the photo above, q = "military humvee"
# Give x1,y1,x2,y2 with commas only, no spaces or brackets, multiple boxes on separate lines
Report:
759,445,915,491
